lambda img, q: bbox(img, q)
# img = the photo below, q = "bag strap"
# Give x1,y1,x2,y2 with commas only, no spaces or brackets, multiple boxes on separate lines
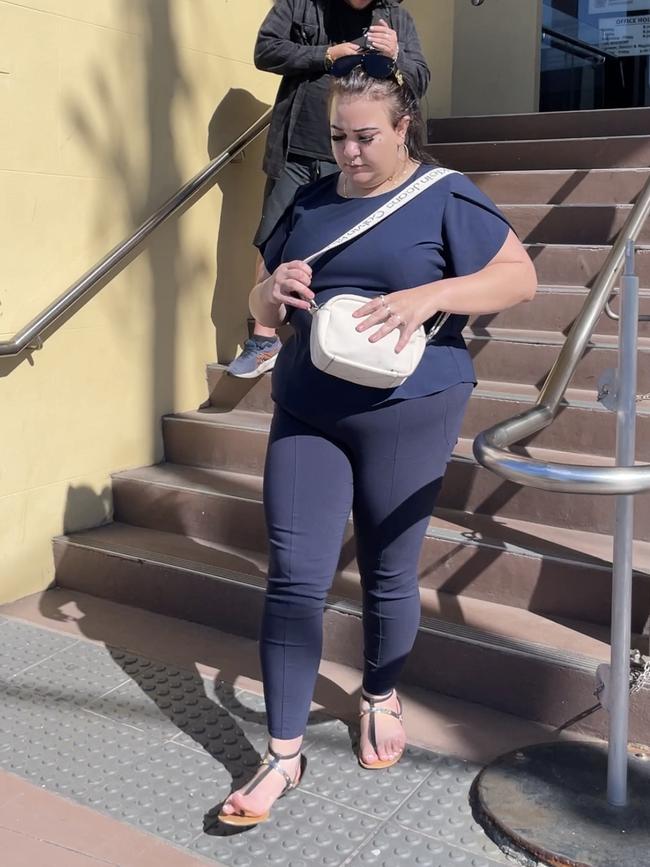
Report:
303,166,458,266
305,166,458,342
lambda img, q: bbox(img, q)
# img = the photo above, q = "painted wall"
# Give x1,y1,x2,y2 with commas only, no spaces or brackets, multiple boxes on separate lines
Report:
0,0,544,605
0,0,277,602
451,0,542,116
406,0,455,118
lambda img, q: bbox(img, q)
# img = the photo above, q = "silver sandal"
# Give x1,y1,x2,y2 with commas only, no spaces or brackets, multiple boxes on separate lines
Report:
359,689,405,770
218,743,305,827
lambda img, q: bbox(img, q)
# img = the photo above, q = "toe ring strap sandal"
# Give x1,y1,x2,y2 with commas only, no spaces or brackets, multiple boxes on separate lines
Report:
218,744,305,827
359,689,404,771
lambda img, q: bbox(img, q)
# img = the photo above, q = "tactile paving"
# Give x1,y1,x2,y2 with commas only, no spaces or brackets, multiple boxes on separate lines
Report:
86,740,250,847
3,640,131,709
342,820,511,866
0,619,77,680
300,718,436,819
194,790,382,866
0,618,517,866
392,756,509,862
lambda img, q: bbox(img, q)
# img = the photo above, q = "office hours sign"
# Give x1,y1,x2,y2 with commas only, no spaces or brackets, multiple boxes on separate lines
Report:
598,13,650,56
589,0,650,12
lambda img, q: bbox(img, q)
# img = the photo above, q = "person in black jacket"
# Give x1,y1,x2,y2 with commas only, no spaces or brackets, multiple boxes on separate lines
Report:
226,0,431,378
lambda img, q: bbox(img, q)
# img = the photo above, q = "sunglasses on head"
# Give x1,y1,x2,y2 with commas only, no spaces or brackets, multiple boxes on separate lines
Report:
330,51,404,86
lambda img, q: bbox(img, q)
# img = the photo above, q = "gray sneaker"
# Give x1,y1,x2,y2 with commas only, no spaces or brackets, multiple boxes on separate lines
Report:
226,337,282,378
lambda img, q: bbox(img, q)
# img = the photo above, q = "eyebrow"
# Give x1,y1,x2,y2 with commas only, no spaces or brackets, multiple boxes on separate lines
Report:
330,125,380,133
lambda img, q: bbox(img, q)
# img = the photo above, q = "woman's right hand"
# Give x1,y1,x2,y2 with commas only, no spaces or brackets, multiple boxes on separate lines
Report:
265,261,314,310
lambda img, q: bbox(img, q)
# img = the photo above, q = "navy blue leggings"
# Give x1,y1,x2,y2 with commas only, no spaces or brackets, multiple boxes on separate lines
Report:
261,383,473,738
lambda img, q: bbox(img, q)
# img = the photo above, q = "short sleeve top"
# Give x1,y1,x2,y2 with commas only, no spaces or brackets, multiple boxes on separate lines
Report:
258,164,511,419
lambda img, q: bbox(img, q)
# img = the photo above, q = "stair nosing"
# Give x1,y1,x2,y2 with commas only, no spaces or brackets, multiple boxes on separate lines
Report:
113,466,263,503
502,203,634,210
466,167,650,177
56,533,604,675
430,133,650,147
524,242,650,250
466,326,650,349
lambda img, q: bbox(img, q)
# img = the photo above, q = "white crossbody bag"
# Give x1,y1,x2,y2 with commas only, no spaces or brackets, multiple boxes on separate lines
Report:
303,166,458,388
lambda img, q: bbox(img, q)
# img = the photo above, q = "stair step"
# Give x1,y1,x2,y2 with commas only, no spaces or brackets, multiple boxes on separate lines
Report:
475,285,650,335
427,135,650,172
115,436,650,548
466,327,650,392
55,513,648,627
194,376,650,461
445,439,650,540
502,204,650,246
53,522,650,741
428,107,650,143
526,243,650,289
461,381,650,461
468,168,650,206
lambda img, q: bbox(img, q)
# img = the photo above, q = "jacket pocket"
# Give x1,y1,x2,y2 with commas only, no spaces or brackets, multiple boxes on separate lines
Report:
290,22,319,45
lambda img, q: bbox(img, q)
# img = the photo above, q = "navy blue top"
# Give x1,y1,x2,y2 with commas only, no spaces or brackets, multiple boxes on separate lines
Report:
258,164,511,418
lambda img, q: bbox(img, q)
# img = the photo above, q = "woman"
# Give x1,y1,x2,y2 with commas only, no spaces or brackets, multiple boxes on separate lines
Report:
228,0,430,377
219,62,537,826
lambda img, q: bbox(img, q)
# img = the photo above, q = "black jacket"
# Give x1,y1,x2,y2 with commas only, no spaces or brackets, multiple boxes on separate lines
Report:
254,0,431,179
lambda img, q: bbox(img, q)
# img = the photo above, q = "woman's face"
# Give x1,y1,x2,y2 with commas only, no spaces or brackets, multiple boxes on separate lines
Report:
330,94,409,190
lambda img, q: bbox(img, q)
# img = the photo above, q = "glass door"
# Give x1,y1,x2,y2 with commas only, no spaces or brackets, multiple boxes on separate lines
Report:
540,0,650,110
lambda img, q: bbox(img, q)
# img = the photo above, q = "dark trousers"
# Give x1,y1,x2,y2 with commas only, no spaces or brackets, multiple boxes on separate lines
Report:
253,153,339,248
260,383,473,738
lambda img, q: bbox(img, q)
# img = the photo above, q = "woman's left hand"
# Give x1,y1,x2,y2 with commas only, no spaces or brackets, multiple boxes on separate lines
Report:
367,20,399,60
352,287,439,353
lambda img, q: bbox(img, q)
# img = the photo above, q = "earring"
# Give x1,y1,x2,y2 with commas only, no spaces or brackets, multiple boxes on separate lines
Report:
399,142,410,161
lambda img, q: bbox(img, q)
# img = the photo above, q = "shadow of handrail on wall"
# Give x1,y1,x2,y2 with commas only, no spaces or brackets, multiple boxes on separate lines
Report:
208,88,271,364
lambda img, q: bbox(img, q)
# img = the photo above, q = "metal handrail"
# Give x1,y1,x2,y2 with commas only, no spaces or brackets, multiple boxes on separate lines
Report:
542,26,616,64
473,175,650,495
0,109,273,358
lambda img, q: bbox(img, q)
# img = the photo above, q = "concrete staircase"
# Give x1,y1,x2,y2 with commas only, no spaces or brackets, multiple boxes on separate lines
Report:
54,107,650,744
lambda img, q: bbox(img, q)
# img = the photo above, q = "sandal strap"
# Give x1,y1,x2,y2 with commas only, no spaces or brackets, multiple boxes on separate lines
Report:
267,744,301,761
360,690,403,722
242,745,302,797
359,705,403,722
360,692,403,757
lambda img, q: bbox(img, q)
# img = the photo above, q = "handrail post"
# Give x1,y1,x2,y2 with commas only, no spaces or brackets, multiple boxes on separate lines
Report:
607,240,639,807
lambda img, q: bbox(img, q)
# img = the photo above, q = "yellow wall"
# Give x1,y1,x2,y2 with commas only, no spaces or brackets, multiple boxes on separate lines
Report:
0,0,277,602
407,0,541,119
451,0,542,116
0,0,543,605
406,0,455,118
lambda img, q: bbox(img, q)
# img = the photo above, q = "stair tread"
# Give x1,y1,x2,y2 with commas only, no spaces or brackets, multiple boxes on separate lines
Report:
111,465,650,569
176,383,650,416
534,284,650,295
504,203,634,210
431,507,650,571
433,133,650,146
114,462,265,499
167,407,271,431
468,168,650,178
466,325,650,349
115,438,628,498
525,242,650,250
57,522,612,663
